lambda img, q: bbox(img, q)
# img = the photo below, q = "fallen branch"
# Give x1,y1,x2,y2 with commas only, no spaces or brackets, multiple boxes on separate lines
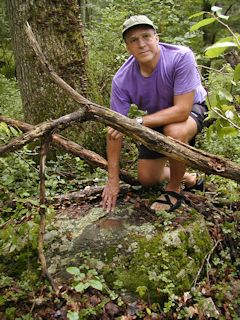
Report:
25,23,240,182
0,109,87,155
0,115,139,186
54,184,130,205
1,24,240,183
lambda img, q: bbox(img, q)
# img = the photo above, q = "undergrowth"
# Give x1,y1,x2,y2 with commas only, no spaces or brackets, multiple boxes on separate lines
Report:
0,120,239,319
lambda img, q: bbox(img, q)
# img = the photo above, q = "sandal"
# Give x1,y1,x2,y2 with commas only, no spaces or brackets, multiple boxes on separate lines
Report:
183,175,205,192
150,191,186,213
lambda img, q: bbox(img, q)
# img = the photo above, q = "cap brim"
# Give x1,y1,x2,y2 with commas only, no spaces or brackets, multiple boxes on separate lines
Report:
122,23,155,37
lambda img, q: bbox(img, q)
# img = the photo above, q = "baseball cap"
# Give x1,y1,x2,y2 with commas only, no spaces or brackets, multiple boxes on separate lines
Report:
122,15,156,38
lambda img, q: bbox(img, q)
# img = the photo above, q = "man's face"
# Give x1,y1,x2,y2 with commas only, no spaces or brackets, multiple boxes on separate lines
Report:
124,26,159,64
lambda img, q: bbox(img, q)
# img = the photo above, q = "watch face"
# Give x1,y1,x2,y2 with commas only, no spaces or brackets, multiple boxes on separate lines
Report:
136,117,143,124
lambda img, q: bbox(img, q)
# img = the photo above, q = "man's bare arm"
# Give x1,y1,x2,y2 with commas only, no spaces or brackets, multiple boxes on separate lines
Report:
102,128,123,212
142,91,195,128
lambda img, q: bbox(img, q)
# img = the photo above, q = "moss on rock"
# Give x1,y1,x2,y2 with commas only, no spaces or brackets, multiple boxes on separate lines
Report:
102,211,212,302
46,204,212,304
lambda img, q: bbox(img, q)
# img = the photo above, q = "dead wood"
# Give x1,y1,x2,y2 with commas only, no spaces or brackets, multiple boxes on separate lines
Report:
54,184,130,205
0,116,139,186
24,23,240,182
38,135,58,291
1,23,240,183
0,109,87,155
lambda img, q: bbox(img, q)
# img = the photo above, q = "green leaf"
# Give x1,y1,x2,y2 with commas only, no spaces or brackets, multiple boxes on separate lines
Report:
88,279,103,291
218,90,233,102
189,12,205,19
74,283,88,292
190,18,216,31
207,42,237,49
146,307,152,315
217,13,229,20
136,286,148,297
66,267,81,276
220,126,238,137
67,311,79,320
234,64,240,82
205,42,237,58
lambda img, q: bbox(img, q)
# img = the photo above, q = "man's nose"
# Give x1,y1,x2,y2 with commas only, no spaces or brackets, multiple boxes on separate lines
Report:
138,36,146,47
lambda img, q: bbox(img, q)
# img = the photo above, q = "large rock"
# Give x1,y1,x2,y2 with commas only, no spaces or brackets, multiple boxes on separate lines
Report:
45,202,212,302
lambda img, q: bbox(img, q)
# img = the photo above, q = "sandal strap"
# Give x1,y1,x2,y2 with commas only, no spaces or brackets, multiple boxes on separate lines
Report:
164,191,186,201
152,191,186,213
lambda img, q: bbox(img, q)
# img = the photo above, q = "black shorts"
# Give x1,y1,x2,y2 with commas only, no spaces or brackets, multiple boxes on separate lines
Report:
138,103,208,159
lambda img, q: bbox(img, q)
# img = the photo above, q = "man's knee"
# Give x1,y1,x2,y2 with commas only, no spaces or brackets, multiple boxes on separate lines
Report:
163,125,185,141
138,173,158,187
137,158,167,187
138,170,165,187
163,118,198,143
163,124,189,143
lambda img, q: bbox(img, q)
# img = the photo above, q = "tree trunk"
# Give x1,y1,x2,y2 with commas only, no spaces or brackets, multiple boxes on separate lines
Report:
7,0,86,123
6,0,104,152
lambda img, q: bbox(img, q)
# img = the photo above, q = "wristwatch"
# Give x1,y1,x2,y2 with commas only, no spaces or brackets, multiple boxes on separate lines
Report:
136,116,143,125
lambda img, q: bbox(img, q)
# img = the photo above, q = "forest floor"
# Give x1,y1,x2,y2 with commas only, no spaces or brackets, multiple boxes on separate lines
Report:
0,182,239,320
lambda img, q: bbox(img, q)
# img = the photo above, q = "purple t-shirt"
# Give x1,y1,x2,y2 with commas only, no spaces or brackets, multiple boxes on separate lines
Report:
111,43,206,116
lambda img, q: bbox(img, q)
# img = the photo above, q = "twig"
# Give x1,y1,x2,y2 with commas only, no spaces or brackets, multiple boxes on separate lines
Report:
212,107,240,130
38,134,58,291
198,64,229,74
192,239,221,288
201,11,240,47
211,13,240,47
0,218,13,229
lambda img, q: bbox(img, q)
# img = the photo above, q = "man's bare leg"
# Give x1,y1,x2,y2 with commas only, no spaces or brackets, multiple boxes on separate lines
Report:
148,117,198,211
138,158,196,188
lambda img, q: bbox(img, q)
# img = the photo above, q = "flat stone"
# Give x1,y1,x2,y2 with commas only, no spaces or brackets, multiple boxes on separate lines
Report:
45,203,212,302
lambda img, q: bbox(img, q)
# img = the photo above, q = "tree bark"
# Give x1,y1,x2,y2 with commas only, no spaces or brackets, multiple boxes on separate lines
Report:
6,0,88,123
6,0,104,153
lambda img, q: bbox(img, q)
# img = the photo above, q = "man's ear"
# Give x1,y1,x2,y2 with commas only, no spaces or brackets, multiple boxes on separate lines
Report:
125,43,131,54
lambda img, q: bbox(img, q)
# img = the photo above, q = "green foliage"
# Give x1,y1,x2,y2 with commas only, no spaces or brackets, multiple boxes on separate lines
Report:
0,74,23,118
66,256,122,319
0,1,15,78
190,6,240,142
67,311,79,320
136,285,148,298
67,266,104,293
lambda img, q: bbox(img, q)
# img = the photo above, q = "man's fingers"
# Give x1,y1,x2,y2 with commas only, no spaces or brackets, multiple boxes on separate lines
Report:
107,197,114,213
108,127,122,140
101,190,117,213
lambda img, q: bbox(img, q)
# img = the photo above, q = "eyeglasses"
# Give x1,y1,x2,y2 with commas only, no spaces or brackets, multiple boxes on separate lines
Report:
125,32,156,46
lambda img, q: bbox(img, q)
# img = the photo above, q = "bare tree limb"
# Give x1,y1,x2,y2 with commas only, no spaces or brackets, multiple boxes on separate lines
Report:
0,109,87,155
1,23,240,182
54,184,130,204
24,22,240,182
0,116,139,186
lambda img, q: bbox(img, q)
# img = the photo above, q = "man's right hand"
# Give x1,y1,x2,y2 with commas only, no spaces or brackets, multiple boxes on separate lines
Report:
108,127,123,140
101,179,120,213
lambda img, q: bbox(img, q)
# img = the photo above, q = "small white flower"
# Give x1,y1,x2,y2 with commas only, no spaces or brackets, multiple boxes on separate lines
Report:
225,110,234,119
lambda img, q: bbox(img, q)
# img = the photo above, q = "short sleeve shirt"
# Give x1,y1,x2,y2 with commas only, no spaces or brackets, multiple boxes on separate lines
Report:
110,43,206,116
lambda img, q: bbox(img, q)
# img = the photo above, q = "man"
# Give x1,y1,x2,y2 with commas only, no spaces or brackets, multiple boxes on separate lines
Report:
102,15,207,213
